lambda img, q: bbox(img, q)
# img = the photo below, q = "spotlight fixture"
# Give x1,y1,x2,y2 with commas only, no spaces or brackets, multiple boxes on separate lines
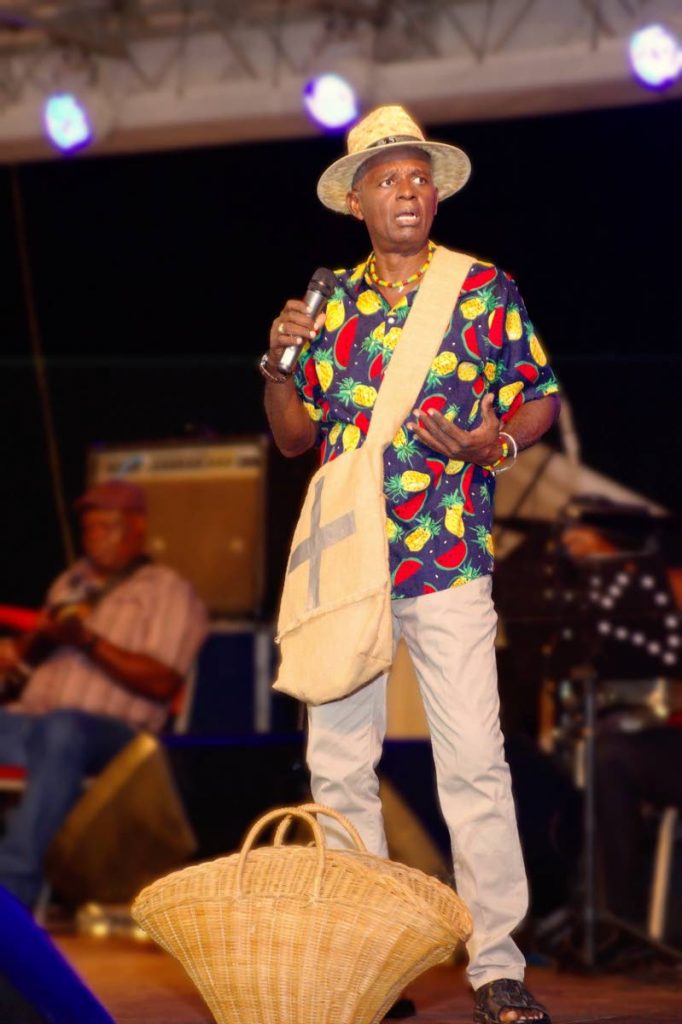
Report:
43,93,93,153
303,73,358,131
629,23,682,89
43,91,113,154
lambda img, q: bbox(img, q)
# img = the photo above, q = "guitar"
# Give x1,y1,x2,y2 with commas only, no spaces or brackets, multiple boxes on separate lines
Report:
0,602,93,703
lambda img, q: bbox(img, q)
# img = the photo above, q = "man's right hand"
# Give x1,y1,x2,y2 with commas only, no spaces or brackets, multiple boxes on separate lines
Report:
268,300,326,370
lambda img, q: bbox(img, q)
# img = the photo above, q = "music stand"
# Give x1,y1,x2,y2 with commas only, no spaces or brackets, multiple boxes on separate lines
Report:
547,543,682,968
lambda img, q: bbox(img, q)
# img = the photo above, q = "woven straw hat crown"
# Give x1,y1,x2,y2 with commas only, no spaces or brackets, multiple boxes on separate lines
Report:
317,105,471,214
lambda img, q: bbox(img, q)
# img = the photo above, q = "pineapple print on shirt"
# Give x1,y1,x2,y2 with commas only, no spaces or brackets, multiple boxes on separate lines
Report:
294,250,559,599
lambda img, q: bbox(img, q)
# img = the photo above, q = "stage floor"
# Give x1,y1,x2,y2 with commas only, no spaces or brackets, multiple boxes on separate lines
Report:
55,935,682,1024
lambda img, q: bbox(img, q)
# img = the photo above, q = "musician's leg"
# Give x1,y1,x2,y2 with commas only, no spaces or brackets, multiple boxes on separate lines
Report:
0,709,134,908
306,670,390,856
395,577,528,990
0,708,30,767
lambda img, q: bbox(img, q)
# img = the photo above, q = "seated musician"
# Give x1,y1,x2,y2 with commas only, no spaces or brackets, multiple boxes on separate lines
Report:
0,479,207,910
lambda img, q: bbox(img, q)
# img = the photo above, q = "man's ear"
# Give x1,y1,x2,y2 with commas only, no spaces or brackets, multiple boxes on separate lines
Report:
346,190,364,221
128,513,147,542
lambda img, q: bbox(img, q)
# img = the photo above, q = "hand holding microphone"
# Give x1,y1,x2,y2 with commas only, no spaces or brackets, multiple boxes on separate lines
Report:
262,267,337,382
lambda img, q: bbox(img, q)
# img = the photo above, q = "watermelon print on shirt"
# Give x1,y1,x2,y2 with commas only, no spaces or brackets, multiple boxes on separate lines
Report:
294,252,559,599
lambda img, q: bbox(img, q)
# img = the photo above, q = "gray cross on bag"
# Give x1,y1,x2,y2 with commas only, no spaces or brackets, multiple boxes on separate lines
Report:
287,478,356,611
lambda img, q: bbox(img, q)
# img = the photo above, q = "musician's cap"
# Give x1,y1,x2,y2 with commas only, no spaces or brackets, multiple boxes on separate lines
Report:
75,479,147,515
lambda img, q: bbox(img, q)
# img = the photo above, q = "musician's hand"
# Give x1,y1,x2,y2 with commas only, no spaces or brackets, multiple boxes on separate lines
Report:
38,613,91,650
269,300,326,367
0,638,20,673
408,393,502,466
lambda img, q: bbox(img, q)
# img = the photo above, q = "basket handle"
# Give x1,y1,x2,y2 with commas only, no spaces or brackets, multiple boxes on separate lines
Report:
236,806,325,897
272,802,367,852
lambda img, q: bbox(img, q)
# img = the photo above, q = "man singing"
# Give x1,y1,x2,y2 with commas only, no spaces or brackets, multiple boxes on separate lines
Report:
260,106,559,1024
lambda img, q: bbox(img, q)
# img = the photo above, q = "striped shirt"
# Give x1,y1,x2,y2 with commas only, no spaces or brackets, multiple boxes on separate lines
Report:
14,560,208,732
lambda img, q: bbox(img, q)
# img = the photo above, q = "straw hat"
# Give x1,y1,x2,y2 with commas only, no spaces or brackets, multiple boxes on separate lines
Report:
317,105,471,214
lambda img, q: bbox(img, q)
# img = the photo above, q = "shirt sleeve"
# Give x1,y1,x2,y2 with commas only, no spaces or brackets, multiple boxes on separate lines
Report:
491,274,560,421
293,338,325,425
293,331,333,450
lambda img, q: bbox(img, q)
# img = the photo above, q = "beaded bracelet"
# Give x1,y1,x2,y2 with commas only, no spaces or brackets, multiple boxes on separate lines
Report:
484,431,518,474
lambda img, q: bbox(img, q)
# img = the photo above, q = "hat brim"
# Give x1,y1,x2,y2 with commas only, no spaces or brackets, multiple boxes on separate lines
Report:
317,140,471,214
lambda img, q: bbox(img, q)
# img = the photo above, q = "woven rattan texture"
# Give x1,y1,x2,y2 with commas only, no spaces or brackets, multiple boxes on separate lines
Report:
132,805,472,1024
316,106,471,212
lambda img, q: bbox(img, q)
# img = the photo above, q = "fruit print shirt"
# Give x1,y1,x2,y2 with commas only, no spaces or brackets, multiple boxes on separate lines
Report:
293,251,560,599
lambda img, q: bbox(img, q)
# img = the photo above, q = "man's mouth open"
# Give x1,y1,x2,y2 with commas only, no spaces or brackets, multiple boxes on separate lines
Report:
396,210,419,225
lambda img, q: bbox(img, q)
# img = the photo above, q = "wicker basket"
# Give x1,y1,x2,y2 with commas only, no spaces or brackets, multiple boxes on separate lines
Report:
131,803,471,1024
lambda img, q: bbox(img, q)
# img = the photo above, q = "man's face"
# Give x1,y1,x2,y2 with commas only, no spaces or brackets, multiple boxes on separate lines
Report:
81,508,146,574
346,147,438,253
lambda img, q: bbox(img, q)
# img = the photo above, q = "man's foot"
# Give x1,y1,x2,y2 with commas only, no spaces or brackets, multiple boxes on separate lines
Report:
473,979,550,1023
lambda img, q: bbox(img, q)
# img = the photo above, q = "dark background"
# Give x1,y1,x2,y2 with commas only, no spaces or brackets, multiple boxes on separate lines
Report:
1,95,680,607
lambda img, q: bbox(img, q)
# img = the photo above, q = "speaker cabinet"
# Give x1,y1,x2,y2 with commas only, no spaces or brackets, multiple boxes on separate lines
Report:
88,438,267,616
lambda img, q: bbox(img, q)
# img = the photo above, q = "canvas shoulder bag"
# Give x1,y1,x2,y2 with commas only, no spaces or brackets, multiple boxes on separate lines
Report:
273,247,475,705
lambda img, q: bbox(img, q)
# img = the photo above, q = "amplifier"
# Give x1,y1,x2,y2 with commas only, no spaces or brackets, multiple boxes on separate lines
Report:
87,438,267,616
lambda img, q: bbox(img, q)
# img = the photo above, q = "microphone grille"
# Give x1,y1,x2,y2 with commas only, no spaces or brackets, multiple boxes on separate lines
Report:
309,267,337,298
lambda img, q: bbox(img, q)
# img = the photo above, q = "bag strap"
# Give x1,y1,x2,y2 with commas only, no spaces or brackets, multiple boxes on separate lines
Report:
366,247,475,449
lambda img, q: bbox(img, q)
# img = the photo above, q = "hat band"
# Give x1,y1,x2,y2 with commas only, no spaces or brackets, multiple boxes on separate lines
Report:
365,134,423,150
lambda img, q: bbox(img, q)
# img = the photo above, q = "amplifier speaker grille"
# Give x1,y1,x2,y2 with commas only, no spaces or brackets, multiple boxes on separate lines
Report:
87,438,267,616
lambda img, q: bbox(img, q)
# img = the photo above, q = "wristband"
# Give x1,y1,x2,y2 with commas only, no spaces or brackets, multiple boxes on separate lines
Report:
483,436,509,472
258,352,290,384
492,431,518,474
484,431,518,474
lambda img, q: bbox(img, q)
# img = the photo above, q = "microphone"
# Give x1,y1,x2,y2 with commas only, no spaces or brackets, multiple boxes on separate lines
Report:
277,267,337,376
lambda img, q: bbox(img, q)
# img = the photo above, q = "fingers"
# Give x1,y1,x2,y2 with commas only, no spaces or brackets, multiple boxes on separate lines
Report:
408,405,500,464
410,408,468,445
412,410,450,445
407,411,453,457
270,299,323,353
408,422,450,457
480,392,499,423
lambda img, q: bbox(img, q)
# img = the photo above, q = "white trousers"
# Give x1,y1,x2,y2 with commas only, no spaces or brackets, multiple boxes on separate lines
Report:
306,576,528,989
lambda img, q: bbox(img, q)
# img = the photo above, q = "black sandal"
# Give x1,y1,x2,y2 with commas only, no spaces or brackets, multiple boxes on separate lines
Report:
473,979,551,1024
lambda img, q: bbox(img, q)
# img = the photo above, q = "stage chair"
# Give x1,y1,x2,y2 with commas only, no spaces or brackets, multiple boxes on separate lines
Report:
45,731,197,906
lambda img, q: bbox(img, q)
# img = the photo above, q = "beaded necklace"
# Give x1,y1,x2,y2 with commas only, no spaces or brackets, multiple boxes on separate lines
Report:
367,241,435,292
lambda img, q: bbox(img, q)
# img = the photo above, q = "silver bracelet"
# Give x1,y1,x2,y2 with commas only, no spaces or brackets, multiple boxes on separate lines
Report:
258,352,290,384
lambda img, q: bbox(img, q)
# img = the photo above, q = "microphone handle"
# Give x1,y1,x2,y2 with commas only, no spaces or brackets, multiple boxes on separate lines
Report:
276,286,328,376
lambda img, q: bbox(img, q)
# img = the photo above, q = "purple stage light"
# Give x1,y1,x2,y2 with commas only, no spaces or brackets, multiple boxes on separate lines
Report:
629,23,681,89
43,93,93,153
303,74,358,131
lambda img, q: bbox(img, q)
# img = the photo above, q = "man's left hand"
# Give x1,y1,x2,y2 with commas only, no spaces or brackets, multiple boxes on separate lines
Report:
39,611,92,651
408,393,502,466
